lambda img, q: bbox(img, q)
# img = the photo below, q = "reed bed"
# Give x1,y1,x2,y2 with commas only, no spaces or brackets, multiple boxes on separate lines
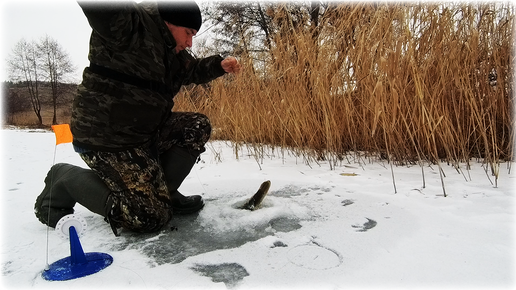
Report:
175,3,514,185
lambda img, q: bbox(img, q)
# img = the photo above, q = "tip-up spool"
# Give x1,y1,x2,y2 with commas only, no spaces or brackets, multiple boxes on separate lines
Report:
42,214,113,281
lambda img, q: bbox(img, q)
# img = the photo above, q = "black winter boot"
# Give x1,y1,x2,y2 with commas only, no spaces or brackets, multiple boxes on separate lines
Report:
34,163,112,227
160,146,204,214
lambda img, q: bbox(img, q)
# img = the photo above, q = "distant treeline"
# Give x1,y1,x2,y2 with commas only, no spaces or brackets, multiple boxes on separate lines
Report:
2,81,76,127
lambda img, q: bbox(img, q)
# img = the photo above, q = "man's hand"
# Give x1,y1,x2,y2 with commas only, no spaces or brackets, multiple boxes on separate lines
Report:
221,57,241,74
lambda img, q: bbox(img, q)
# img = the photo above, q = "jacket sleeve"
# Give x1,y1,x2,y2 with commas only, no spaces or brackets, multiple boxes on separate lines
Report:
77,1,138,43
178,51,227,85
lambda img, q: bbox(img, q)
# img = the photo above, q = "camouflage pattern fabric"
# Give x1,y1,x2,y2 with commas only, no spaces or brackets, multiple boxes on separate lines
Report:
80,112,211,233
71,1,225,233
72,1,226,152
157,112,212,155
80,147,171,233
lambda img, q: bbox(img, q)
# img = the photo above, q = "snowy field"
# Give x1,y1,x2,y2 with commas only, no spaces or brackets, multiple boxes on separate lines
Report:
1,127,514,289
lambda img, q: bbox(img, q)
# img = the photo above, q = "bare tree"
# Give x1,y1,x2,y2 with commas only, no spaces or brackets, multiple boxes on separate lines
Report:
7,37,75,125
7,39,43,125
39,35,75,124
204,1,326,75
204,2,275,62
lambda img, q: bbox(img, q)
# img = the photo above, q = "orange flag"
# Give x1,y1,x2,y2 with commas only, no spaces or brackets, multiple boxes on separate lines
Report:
52,124,73,145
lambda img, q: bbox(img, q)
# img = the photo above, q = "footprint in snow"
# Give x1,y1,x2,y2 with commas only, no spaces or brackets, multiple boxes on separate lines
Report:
352,218,377,232
191,263,249,289
341,199,354,206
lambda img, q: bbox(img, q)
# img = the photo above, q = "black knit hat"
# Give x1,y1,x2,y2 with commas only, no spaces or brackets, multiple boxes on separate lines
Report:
158,1,202,32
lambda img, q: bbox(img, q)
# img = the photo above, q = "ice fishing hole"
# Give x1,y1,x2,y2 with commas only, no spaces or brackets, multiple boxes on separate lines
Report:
287,244,342,270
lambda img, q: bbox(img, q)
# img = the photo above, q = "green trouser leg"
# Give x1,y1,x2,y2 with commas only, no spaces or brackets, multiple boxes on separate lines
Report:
160,146,204,214
34,163,112,227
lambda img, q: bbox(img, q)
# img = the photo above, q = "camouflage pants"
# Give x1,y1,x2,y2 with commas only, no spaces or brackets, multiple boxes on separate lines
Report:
79,112,211,233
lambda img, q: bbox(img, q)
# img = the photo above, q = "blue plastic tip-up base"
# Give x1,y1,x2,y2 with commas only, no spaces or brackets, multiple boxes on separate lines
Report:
42,226,113,281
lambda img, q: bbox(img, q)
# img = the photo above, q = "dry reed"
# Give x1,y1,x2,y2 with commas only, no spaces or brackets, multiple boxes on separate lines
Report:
176,3,515,187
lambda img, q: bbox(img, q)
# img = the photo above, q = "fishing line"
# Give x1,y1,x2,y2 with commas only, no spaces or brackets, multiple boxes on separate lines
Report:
192,142,224,196
44,140,59,269
193,157,209,197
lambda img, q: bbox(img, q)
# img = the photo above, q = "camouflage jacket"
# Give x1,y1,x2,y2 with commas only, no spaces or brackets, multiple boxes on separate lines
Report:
71,1,226,151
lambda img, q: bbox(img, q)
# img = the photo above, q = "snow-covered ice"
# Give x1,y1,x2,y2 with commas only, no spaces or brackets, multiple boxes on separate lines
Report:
1,128,514,289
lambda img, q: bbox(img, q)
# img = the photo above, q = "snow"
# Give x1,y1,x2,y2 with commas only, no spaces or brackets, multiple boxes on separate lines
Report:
1,128,514,289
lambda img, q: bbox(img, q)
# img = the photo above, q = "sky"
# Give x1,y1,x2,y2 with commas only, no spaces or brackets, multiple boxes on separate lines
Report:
1,0,92,82
0,0,214,83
